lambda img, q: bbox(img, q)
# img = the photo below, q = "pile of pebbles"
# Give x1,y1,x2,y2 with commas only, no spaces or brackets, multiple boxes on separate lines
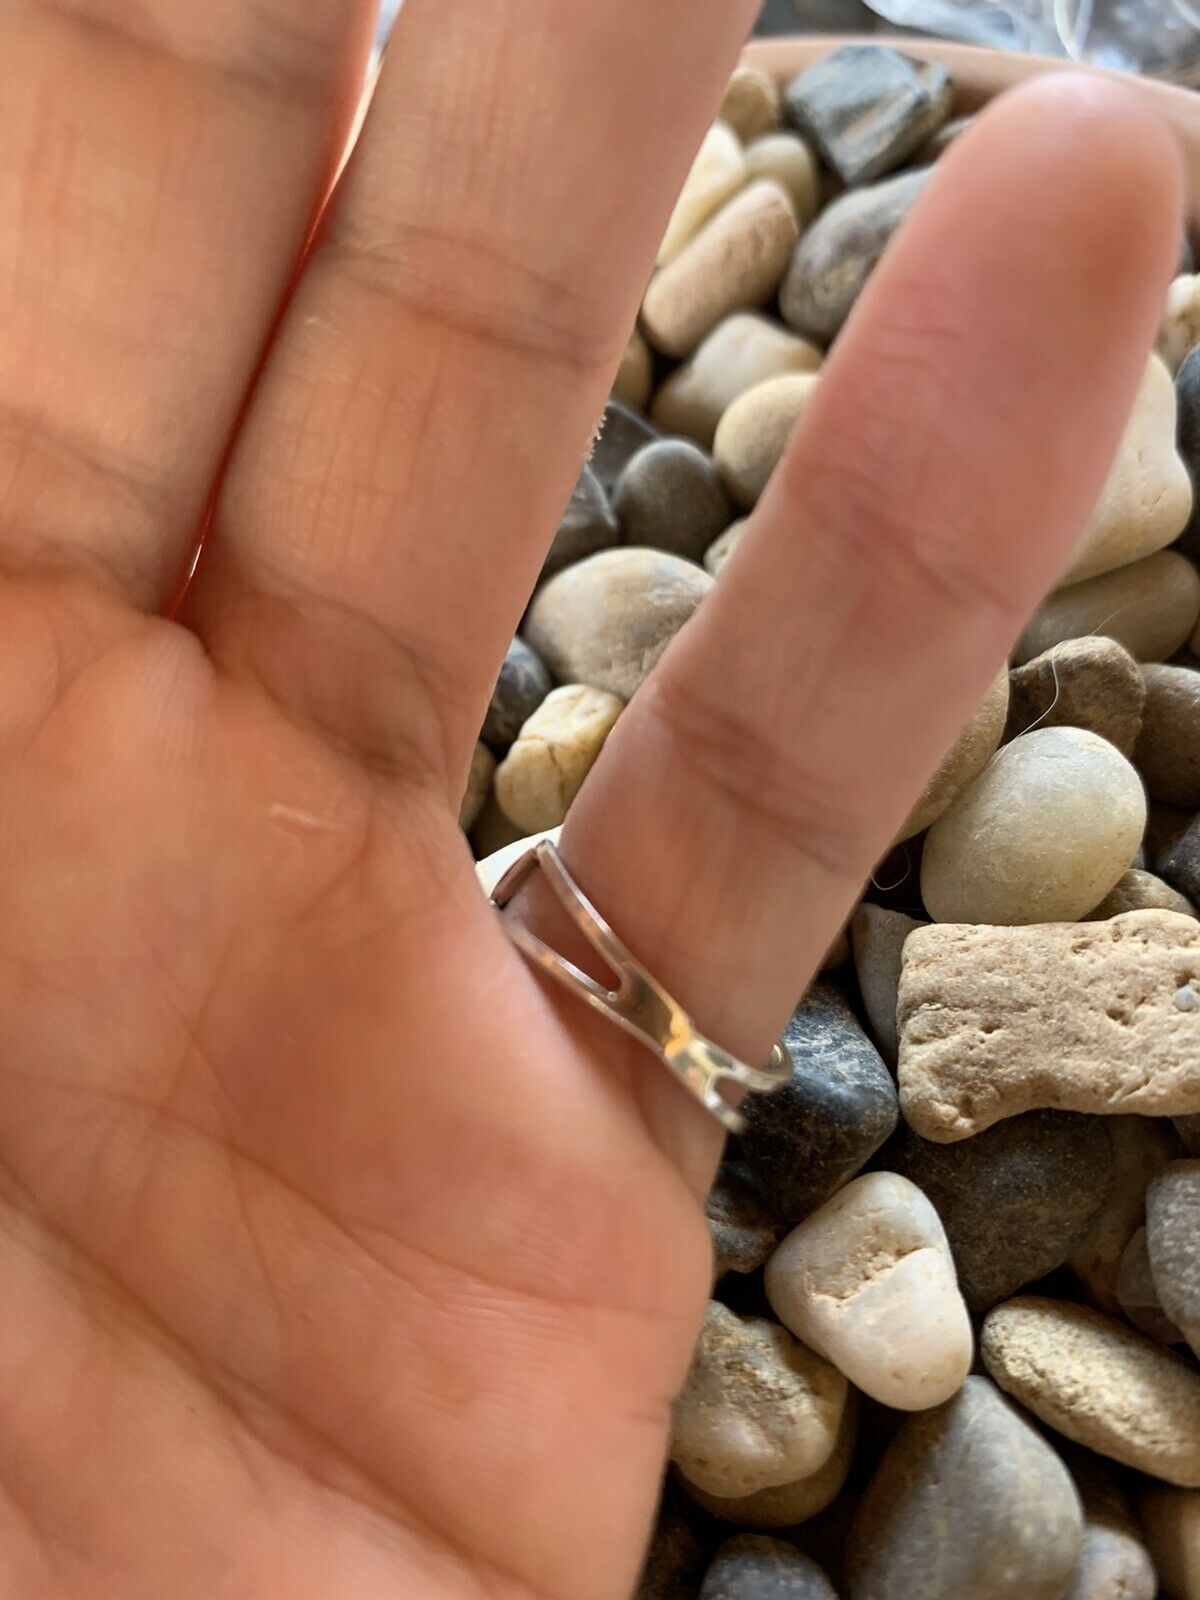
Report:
467,45,1200,1600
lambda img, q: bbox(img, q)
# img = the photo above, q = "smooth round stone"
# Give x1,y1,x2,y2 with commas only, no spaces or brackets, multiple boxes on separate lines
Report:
1163,814,1200,906
713,373,820,508
719,66,783,143
1064,1464,1157,1600
921,728,1146,925
652,313,821,449
704,519,748,577
700,1536,837,1600
525,548,713,701
459,742,495,832
614,328,653,411
780,168,930,342
981,1296,1200,1486
740,982,898,1224
844,1376,1084,1600
1005,636,1146,757
482,637,552,751
1087,868,1196,921
1147,1161,1200,1358
1116,1225,1182,1344
591,399,661,496
671,1302,848,1499
745,134,820,228
765,1171,973,1410
707,1162,786,1278
1136,665,1200,808
494,684,622,832
851,904,926,1065
658,121,749,268
888,1112,1114,1313
1139,1486,1200,1600
900,667,1009,841
544,464,621,579
1070,1116,1182,1314
1159,274,1200,375
635,1479,714,1600
1174,343,1200,562
1014,551,1200,665
614,440,733,561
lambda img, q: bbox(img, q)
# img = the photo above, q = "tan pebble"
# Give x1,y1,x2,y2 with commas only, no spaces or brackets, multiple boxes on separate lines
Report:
1005,635,1146,756
851,903,927,1066
613,327,653,411
1069,1116,1182,1313
1016,551,1200,666
745,133,820,227
719,65,782,143
657,122,749,268
713,372,820,508
1060,356,1191,585
652,313,820,449
459,742,495,833
1140,1486,1200,1599
898,912,1200,1142
1088,868,1197,921
921,728,1145,926
900,667,1009,841
1159,275,1200,374
670,1301,848,1498
494,685,621,833
981,1296,1200,1486
765,1171,973,1411
472,825,560,898
641,180,799,360
704,519,748,576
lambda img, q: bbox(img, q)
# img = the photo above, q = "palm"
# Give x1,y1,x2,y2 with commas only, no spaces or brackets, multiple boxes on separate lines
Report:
0,3,1183,1598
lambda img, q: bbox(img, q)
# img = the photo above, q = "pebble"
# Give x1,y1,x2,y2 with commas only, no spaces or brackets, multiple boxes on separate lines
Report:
544,464,622,579
1014,551,1200,666
1174,344,1200,562
913,112,974,163
844,1376,1084,1600
1159,274,1200,375
493,684,622,832
613,439,733,561
1178,1116,1200,1155
590,399,661,496
670,1301,849,1498
740,982,898,1223
700,1536,837,1600
921,728,1145,925
658,122,749,268
652,313,821,449
1149,800,1196,875
898,913,1200,1141
524,547,713,701
982,1297,1200,1485
614,328,654,411
1005,635,1146,757
482,637,552,751
704,519,748,577
719,66,783,143
1136,664,1200,808
780,168,930,342
459,742,495,832
1087,868,1196,921
1139,1486,1200,1600
765,1171,973,1410
635,1479,713,1600
707,1162,787,1278
887,1112,1113,1313
899,666,1010,841
1147,1161,1200,1357
745,134,821,229
1063,1464,1157,1600
783,45,953,187
1116,1225,1182,1344
850,904,925,1065
1163,814,1200,905
1070,1116,1182,1313
642,180,800,360
713,373,821,508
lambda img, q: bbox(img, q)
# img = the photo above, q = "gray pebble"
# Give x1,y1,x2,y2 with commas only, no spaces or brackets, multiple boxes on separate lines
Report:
1136,664,1200,808
482,638,552,751
887,1111,1114,1313
614,439,733,562
707,1162,787,1278
701,1536,837,1600
850,904,925,1065
591,398,660,495
1005,636,1146,757
741,982,898,1224
1161,812,1200,905
913,113,974,164
780,169,930,342
1116,1225,1182,1345
543,466,620,581
1147,1160,1200,1358
635,1479,715,1600
784,45,953,187
1063,1457,1158,1600
1175,343,1200,561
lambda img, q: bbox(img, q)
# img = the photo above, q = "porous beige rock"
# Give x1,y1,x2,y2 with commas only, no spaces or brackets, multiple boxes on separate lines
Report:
1159,274,1200,374
704,519,748,577
981,1297,1200,1486
1005,636,1146,756
459,741,495,832
898,912,1200,1142
1140,1486,1200,1599
851,904,926,1065
1137,664,1200,809
494,685,622,832
900,667,1009,841
652,314,821,449
657,122,749,268
719,65,782,143
1087,869,1197,921
670,1301,848,1499
745,133,820,228
642,180,799,360
713,372,820,508
1015,551,1200,665
921,728,1145,926
1070,1116,1182,1314
614,327,653,410
1060,357,1191,585
765,1171,973,1411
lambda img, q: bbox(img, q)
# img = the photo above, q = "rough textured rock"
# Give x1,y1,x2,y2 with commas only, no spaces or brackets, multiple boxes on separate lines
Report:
482,637,552,751
765,1171,973,1410
1087,869,1197,921
635,1479,715,1600
459,741,495,832
670,1302,848,1498
783,45,953,187
1147,1161,1200,1358
740,983,898,1222
921,728,1145,926
707,1162,787,1278
614,439,733,562
704,519,748,577
981,1297,1200,1485
1062,1462,1157,1600
652,313,820,449
494,684,622,832
1139,1486,1200,1600
745,134,821,228
700,1536,837,1600
844,1376,1083,1600
1116,1225,1182,1344
850,904,925,1065
713,372,821,508
887,1111,1114,1312
525,548,712,701
1136,664,1200,808
1159,275,1200,375
590,400,660,496
1163,814,1200,905
1005,636,1146,756
658,122,749,268
1070,1116,1182,1313
719,66,783,143
900,668,1010,841
897,912,1200,1141
780,168,930,342
1014,551,1200,665
614,328,653,411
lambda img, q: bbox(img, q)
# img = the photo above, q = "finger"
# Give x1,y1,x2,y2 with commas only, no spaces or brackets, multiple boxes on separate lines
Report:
185,0,762,786
0,0,376,607
545,75,1182,1171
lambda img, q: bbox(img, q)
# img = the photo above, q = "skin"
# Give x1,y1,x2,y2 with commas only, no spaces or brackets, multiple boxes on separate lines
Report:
0,2,1182,1597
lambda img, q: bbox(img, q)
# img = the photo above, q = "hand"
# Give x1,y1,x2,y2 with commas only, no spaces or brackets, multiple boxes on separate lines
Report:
0,5,1180,1597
